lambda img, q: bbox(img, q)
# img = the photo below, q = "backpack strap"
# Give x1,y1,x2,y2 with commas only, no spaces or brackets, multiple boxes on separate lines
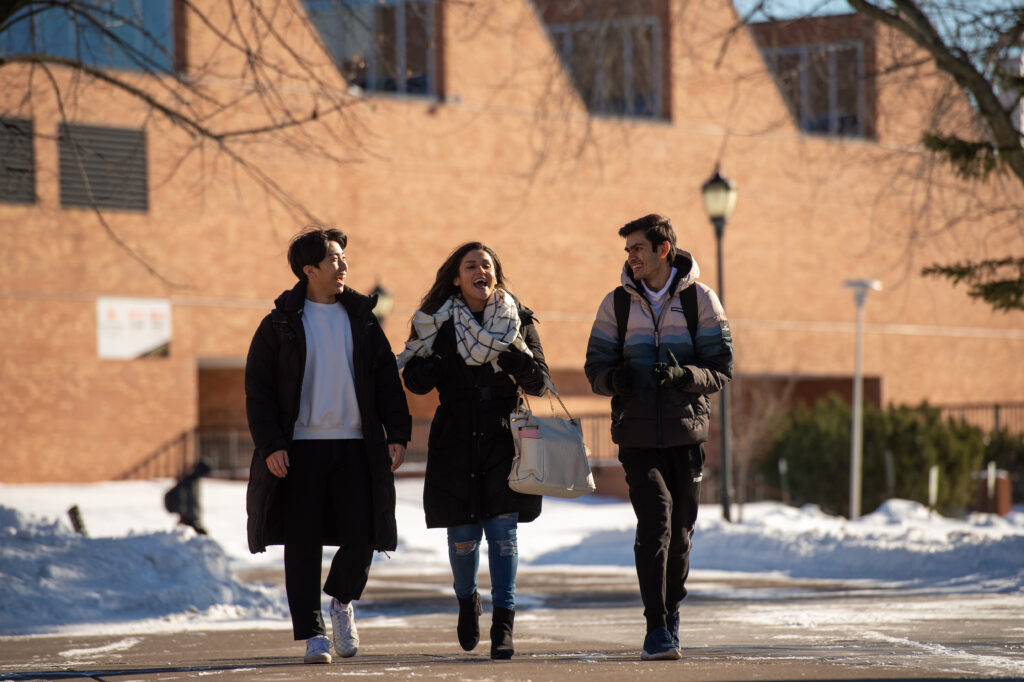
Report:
614,283,699,350
613,286,630,352
680,283,698,348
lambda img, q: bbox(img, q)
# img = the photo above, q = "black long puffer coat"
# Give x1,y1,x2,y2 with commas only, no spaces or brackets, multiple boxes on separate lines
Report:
244,282,411,553
402,304,549,529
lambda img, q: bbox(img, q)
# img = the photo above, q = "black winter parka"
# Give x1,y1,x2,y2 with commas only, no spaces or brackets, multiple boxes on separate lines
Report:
244,282,411,553
402,305,549,529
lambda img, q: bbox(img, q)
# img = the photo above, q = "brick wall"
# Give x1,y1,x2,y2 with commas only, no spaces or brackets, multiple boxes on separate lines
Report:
1,0,1022,482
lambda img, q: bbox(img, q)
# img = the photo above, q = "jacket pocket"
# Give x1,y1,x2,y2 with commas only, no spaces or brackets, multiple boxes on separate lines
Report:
674,394,710,443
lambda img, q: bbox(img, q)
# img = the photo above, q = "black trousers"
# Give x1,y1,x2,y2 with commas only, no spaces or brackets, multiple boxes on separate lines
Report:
619,444,703,633
283,439,374,640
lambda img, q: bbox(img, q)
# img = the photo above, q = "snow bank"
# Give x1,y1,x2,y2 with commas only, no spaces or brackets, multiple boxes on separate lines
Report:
0,506,285,636
2,479,1023,637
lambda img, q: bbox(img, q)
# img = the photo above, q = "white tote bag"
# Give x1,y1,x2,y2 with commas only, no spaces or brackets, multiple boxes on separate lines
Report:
508,378,596,498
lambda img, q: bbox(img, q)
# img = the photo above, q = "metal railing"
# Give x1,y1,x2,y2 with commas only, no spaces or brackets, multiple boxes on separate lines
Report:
939,403,1024,434
125,403,1024,484
184,415,619,478
117,431,193,480
197,428,254,475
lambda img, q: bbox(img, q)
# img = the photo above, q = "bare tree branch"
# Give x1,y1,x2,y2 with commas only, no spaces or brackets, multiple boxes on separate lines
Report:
847,0,1024,183
35,60,187,287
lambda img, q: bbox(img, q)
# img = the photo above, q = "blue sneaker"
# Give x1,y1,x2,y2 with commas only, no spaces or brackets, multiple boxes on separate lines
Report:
641,626,682,661
666,611,680,650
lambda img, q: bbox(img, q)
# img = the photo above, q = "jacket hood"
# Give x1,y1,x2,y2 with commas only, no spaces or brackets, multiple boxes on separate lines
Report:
620,248,700,295
273,281,376,316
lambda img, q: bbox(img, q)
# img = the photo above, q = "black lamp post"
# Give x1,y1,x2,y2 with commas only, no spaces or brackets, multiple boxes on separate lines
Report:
701,166,737,522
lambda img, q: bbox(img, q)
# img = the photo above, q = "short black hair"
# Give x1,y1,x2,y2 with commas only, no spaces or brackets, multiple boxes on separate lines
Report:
618,214,676,255
288,226,348,283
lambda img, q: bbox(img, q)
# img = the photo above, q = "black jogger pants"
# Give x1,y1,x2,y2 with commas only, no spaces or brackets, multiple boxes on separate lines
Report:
283,439,374,640
619,444,703,633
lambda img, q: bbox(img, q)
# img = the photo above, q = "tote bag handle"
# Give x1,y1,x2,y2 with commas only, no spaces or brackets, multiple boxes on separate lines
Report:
519,376,576,422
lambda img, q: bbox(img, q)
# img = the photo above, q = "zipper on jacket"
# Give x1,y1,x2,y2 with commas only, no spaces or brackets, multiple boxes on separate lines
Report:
636,289,664,448
470,382,483,522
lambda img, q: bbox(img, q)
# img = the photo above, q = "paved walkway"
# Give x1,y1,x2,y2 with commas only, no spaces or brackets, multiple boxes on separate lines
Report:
3,571,1023,680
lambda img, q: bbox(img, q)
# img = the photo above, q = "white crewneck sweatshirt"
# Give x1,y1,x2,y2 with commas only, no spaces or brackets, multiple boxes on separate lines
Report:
292,300,363,440
642,267,678,317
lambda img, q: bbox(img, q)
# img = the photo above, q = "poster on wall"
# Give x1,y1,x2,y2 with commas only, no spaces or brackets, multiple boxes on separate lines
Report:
97,297,172,359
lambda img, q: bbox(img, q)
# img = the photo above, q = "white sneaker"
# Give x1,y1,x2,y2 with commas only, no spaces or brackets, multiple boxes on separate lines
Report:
303,634,332,664
330,598,359,657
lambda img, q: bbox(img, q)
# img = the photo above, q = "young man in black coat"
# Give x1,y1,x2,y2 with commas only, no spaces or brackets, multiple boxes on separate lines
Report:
245,227,411,664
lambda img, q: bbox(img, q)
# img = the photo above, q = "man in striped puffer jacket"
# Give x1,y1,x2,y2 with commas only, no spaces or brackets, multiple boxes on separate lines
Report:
585,213,733,662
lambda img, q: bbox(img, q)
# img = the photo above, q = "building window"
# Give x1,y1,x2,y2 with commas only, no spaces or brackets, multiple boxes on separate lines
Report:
304,0,439,96
547,17,662,118
0,118,35,204
0,1,176,72
59,124,147,212
762,42,867,137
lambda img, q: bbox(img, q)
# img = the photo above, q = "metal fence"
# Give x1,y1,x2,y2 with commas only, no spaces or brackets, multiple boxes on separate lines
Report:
197,428,255,476
116,431,193,480
939,403,1024,434
126,402,1022,483
187,418,616,478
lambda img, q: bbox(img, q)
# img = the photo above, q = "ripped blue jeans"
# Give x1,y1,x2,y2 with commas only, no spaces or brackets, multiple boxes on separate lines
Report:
447,513,519,610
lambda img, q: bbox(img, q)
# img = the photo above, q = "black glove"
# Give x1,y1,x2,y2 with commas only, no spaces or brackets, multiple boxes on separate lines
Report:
497,349,530,374
611,362,635,395
653,349,691,388
413,353,444,379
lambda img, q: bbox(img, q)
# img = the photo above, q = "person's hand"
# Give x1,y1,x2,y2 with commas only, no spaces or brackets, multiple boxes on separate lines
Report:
388,443,406,472
611,363,635,395
497,349,530,374
653,349,691,388
411,353,445,379
266,449,289,478
422,352,444,372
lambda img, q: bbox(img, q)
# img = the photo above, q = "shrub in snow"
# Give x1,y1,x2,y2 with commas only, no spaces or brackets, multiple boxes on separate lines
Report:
757,395,986,516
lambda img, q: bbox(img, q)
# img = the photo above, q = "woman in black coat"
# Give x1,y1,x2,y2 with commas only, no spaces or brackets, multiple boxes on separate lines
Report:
399,242,549,660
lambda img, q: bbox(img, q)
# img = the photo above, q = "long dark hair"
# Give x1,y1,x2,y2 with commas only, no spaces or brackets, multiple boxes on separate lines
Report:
409,242,509,339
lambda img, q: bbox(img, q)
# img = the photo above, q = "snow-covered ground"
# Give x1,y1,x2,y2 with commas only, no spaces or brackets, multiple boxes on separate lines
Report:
2,477,1023,637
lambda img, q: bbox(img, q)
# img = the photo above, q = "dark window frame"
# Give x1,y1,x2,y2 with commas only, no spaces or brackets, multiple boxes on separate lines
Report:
0,117,36,205
547,16,664,120
762,41,869,138
304,0,441,98
58,123,148,212
0,1,180,74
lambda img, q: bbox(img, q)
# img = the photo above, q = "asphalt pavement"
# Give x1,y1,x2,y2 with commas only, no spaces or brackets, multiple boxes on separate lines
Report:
3,570,1023,681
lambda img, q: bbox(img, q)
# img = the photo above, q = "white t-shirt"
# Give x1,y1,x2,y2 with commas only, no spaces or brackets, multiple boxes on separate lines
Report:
642,267,678,317
293,300,363,440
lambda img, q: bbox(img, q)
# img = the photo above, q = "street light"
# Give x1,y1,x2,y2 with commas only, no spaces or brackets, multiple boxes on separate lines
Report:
701,166,738,522
842,278,882,520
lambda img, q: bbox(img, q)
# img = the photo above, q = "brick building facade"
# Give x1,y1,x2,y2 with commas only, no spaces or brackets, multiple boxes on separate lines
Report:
2,0,1022,483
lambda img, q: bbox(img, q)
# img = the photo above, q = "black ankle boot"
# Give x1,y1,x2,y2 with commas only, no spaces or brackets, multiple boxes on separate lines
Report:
490,606,515,659
457,591,482,651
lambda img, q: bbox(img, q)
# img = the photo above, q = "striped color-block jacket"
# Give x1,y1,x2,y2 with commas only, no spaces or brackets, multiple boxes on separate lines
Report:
584,249,733,449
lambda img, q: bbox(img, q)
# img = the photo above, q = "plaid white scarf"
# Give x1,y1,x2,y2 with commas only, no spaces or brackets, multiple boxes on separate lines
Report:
396,290,532,370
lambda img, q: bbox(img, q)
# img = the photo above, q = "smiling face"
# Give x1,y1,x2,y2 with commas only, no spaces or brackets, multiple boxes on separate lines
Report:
303,240,348,303
624,232,671,288
453,249,496,312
